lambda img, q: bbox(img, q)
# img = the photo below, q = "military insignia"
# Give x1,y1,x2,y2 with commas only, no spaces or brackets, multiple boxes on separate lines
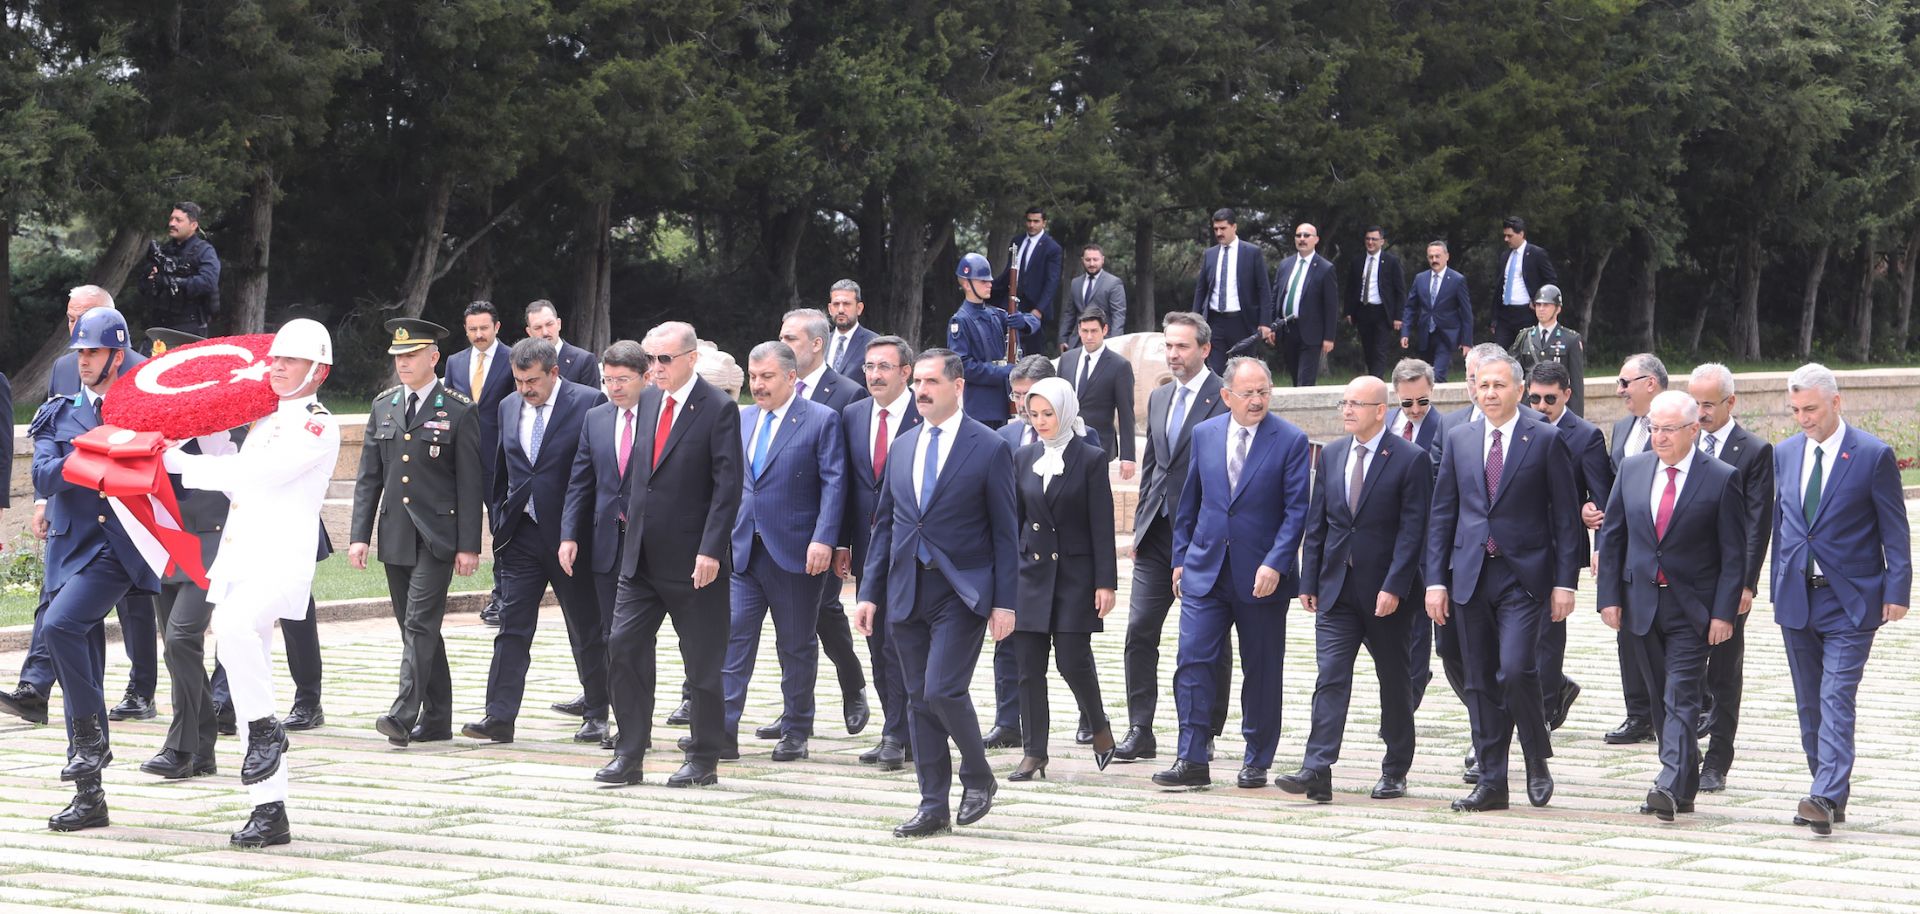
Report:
429,445,441,458
395,327,411,341
151,340,168,357
950,322,960,334
306,420,325,436
435,410,448,418
306,401,329,415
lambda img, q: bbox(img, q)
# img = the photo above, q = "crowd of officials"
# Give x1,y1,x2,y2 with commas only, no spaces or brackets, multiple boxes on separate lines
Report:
0,206,1909,845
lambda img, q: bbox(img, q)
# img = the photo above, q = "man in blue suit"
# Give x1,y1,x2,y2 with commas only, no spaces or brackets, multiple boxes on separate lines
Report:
722,340,846,761
826,280,879,391
1424,352,1583,812
446,301,516,627
1401,242,1474,383
1770,363,1910,835
1192,208,1271,375
994,207,1062,355
465,338,607,745
1261,223,1340,387
854,348,1018,838
1154,356,1311,789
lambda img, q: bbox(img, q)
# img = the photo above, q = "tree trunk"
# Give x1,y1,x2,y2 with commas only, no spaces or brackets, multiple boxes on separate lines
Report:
1796,242,1830,359
1684,289,1711,354
857,186,888,303
1132,213,1155,332
397,172,455,318
229,166,276,335
1852,242,1875,362
12,226,150,398
1626,228,1657,352
886,201,935,348
1897,226,1919,355
1573,246,1612,335
569,194,613,355
765,206,807,313
1731,235,1762,360
466,184,497,304
0,217,12,351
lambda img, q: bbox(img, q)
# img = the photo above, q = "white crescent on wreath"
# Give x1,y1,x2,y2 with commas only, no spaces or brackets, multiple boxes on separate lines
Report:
134,344,273,396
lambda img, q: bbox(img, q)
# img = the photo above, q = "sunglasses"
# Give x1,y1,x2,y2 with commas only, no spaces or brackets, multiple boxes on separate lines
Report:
1617,374,1651,389
643,349,695,367
1525,393,1561,406
1399,397,1430,409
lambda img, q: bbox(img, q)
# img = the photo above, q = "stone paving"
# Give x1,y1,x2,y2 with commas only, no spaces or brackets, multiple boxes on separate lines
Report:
1,507,1918,913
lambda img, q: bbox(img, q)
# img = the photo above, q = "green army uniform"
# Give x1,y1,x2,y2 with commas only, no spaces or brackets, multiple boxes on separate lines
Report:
1511,323,1586,417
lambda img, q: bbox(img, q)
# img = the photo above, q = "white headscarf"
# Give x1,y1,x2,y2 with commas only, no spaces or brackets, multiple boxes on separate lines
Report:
1026,376,1086,485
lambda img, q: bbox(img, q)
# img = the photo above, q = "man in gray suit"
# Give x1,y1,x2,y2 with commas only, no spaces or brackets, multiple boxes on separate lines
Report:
1062,244,1126,350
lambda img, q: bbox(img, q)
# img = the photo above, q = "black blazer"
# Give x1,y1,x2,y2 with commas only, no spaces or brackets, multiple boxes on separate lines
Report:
1554,409,1615,506
562,400,634,576
0,371,10,510
1268,252,1341,346
839,398,923,572
492,379,606,550
1057,346,1136,461
620,378,743,579
1301,432,1431,607
828,324,878,388
1707,422,1775,591
1132,374,1227,542
1191,240,1270,317
1344,249,1407,322
1013,437,1117,633
556,340,601,388
1596,452,1745,637
807,365,869,412
1494,242,1559,306
1387,406,1449,480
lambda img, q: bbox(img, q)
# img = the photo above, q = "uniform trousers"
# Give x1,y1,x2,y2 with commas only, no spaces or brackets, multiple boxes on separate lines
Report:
211,582,304,805
44,550,137,743
384,538,456,730
157,581,218,759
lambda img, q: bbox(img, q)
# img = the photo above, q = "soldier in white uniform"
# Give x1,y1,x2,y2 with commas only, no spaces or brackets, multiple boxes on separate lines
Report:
163,319,340,847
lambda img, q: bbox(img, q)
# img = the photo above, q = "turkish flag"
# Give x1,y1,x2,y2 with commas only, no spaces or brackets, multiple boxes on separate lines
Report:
62,426,210,588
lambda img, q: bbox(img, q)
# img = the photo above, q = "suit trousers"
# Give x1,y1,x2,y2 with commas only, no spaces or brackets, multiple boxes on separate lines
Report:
1619,632,1655,721
383,540,456,730
1302,577,1416,777
1174,560,1288,768
211,582,304,805
1125,516,1231,734
486,520,609,723
1277,320,1321,388
1012,630,1109,760
1450,555,1553,786
212,597,322,712
1354,306,1395,379
723,538,824,740
815,574,867,698
157,581,218,759
858,574,911,747
1625,589,1710,801
1780,583,1876,807
20,590,155,699
1701,610,1748,774
45,550,135,744
1423,331,1459,384
992,639,1020,730
607,559,731,765
1493,306,1532,349
1407,617,1435,712
1538,617,1572,717
1204,310,1256,374
890,566,994,816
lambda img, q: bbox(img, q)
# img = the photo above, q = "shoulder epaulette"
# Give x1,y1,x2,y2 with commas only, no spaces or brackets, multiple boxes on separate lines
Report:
28,397,64,437
307,401,331,415
377,385,402,401
442,388,472,405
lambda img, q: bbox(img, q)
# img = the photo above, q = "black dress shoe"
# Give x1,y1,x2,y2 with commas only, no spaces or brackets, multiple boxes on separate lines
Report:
1008,757,1047,782
462,717,516,743
551,694,591,717
753,722,785,740
242,718,289,786
771,735,810,761
844,690,870,736
1695,710,1714,739
1275,767,1331,802
375,715,411,747
140,748,216,779
1113,726,1157,761
893,811,950,838
596,754,645,785
859,742,885,764
1797,796,1837,835
1451,783,1510,812
1793,805,1846,827
1151,759,1211,788
1525,757,1554,807
1639,792,1695,817
0,684,50,725
231,801,291,848
1371,775,1408,800
62,714,112,782
873,738,906,771
574,718,610,744
600,730,616,750
480,598,501,626
48,777,108,832
1463,759,1482,785
666,759,718,788
215,701,237,736
1699,768,1727,793
956,780,997,825
1547,680,1581,731
1644,787,1678,822
675,735,741,760
411,724,453,742
283,705,325,731
1236,766,1269,789
665,700,692,726
1075,716,1094,746
107,686,156,721
1604,717,1655,744
982,725,1022,749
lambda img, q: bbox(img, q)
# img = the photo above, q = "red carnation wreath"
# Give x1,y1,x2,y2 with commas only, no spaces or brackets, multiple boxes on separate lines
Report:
102,334,280,438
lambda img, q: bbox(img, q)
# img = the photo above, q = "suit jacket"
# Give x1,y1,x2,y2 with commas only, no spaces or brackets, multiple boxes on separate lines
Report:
995,231,1064,351
1706,422,1775,591
1769,425,1912,630
562,400,634,576
556,340,600,388
859,417,1020,619
444,343,515,487
1268,252,1341,346
1597,451,1745,636
1344,249,1408,324
828,324,879,387
1610,413,1651,470
1173,413,1312,604
1013,437,1117,632
1494,242,1559,307
1191,240,1271,319
1133,375,1227,544
30,394,161,595
620,377,743,580
806,365,869,413
840,398,923,572
1553,409,1615,548
1300,432,1431,607
733,397,847,575
999,418,1100,453
1056,346,1135,461
1063,271,1127,344
1402,268,1474,345
492,378,605,551
1386,406,1449,479
1425,413,1585,601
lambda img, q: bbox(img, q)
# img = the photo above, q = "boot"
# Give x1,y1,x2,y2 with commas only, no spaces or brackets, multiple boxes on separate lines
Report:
61,714,112,782
242,717,289,786
49,776,109,831
230,801,291,848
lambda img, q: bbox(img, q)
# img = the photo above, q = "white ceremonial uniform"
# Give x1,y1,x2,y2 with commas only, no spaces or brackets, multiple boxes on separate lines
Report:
165,393,341,805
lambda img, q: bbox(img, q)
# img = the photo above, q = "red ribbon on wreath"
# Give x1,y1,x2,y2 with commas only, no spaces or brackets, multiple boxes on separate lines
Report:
61,425,210,588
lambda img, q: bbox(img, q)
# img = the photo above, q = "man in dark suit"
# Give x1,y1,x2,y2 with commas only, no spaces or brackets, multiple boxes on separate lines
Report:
1686,362,1774,792
1597,391,1746,821
1262,222,1340,387
464,338,608,745
1153,356,1311,790
1598,353,1669,745
826,279,879,390
1059,308,1136,471
1116,312,1232,763
1493,216,1559,346
446,301,517,627
1280,376,1430,803
1192,208,1271,374
995,207,1063,355
836,335,923,770
1424,352,1583,812
596,322,743,789
525,299,601,387
1063,244,1127,349
721,341,846,762
853,347,1018,837
1345,226,1407,379
1401,241,1474,383
1526,360,1613,731
1387,358,1451,716
1770,363,1910,835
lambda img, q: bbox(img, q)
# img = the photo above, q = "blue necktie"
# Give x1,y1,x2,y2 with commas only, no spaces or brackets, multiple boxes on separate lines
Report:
750,409,775,478
1167,386,1190,443
916,427,942,562
529,404,547,462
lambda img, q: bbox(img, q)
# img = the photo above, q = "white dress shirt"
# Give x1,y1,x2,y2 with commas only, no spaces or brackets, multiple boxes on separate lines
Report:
1649,446,1694,523
1622,413,1651,456
659,373,699,433
830,325,862,369
912,410,966,506
797,363,827,401
1073,344,1103,391
1214,243,1242,313
518,383,566,462
1364,252,1382,304
468,340,499,386
1165,369,1213,441
748,391,795,462
611,404,637,465
1505,248,1530,305
1224,415,1262,481
1393,410,1425,441
1699,417,1738,460
1481,411,1520,466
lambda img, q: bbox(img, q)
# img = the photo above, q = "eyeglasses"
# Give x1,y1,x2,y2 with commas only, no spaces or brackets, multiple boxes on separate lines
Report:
1696,395,1732,408
601,374,641,387
1399,397,1430,409
1525,393,1561,406
1294,233,1314,239
1648,422,1697,435
643,349,696,367
1617,374,1651,389
1337,400,1383,410
861,362,902,374
1224,388,1271,401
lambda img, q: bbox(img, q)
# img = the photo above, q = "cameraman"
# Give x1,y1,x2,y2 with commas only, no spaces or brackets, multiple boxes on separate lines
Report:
139,202,221,341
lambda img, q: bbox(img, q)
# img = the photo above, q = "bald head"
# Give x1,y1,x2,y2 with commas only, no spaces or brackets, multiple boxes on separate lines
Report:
1294,222,1320,257
1340,375,1389,440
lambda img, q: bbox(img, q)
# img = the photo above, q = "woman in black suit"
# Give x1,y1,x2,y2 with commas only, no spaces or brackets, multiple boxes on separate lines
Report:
1009,377,1119,781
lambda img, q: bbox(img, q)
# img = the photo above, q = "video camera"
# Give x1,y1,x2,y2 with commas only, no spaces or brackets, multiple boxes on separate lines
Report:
146,240,185,297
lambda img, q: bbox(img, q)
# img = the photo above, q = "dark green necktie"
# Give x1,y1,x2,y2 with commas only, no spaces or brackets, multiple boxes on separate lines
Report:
1803,446,1824,575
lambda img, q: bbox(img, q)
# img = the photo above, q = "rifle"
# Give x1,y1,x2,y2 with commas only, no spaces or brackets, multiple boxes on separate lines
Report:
1003,237,1022,416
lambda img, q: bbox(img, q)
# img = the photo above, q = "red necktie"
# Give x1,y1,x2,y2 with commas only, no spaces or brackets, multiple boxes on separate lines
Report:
1484,429,1503,555
873,408,890,481
1655,465,1678,584
617,409,634,479
653,396,675,468
1402,420,1414,441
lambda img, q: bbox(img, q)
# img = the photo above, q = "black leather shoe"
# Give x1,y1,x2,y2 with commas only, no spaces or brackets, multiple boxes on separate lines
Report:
1797,796,1838,835
1113,726,1156,761
771,735,810,761
753,722,785,740
859,742,885,764
0,683,49,725
982,725,1022,749
1699,768,1727,793
1604,717,1655,744
1371,775,1408,800
1151,759,1211,788
411,723,453,742
461,717,516,743
1644,787,1678,822
551,694,591,717
215,701,237,736
1276,767,1331,802
1451,783,1510,812
1637,797,1695,815
1236,766,1270,789
675,735,741,760
956,780,997,826
574,718,610,744
600,729,617,750
48,778,108,832
140,748,216,779
1695,710,1714,739
283,705,325,731
1547,680,1581,731
375,715,410,747
1075,716,1094,746
480,598,501,627
893,811,950,838
666,759,718,788
873,737,906,771
107,686,156,721
1793,805,1845,827
844,690,870,736
62,714,112,782
1525,757,1553,807
1463,759,1482,785
231,801,291,848
595,754,645,785
242,718,289,786
665,700,692,726
1008,757,1047,782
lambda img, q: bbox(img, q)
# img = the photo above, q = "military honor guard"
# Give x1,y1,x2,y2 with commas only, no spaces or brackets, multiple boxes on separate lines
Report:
1510,285,1587,417
948,252,1039,427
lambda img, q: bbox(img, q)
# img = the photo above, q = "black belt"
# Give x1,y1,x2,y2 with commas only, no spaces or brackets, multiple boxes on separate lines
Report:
1809,574,1830,589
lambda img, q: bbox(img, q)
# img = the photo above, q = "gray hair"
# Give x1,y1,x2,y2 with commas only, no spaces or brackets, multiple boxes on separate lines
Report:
1223,356,1270,388
1392,358,1435,386
509,337,558,372
1426,240,1449,252
1478,353,1524,387
866,334,913,367
69,285,115,309
781,308,832,344
646,321,698,352
1010,354,1056,383
916,348,963,382
1787,362,1839,397
601,339,646,374
830,279,862,299
1625,352,1669,390
1465,342,1509,371
748,340,798,375
1163,310,1211,347
1689,362,1736,397
1650,389,1700,425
